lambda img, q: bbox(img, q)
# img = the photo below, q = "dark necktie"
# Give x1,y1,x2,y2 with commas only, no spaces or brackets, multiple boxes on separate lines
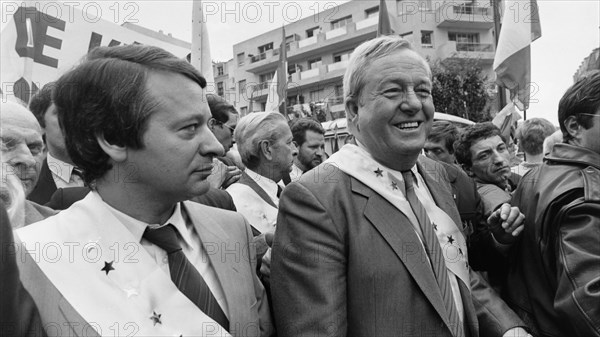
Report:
276,184,283,198
401,171,464,337
71,167,84,182
143,224,229,331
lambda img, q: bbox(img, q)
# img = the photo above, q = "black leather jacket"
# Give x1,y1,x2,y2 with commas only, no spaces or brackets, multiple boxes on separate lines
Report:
506,143,600,337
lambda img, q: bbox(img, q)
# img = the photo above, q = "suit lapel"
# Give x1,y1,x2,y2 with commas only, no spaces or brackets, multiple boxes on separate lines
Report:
353,178,453,331
183,203,243,329
417,160,462,227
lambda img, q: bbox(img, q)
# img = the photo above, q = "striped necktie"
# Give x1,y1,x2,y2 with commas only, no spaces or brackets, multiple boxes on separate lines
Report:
143,224,229,331
401,171,464,337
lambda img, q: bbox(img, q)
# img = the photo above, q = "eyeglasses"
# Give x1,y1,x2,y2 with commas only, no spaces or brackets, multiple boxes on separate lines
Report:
580,113,600,117
212,119,235,135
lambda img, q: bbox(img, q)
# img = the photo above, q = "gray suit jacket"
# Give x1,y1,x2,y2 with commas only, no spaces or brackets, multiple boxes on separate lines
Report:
272,157,512,337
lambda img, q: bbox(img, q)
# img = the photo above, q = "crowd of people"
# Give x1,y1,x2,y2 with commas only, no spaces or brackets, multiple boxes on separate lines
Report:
1,35,598,337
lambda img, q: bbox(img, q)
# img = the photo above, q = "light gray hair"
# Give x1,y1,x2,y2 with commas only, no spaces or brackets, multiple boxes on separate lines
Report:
234,112,287,169
343,36,429,107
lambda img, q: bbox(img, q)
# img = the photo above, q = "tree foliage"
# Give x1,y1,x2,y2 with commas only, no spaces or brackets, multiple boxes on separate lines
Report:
430,58,492,123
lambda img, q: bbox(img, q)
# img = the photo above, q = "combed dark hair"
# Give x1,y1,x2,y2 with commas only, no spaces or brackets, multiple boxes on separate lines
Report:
53,45,206,185
558,72,600,142
28,82,55,128
290,118,325,146
515,118,555,155
206,94,237,123
454,122,504,168
427,120,458,154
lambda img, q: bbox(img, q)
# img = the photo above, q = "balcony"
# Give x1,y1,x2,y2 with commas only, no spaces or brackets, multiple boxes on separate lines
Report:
355,16,378,31
327,60,349,73
437,4,494,30
298,35,317,48
326,27,347,40
437,41,495,63
243,21,377,74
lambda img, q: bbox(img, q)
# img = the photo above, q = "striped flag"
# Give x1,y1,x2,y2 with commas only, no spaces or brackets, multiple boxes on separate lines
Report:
276,26,288,115
377,0,393,36
493,0,541,110
190,0,214,85
265,70,280,112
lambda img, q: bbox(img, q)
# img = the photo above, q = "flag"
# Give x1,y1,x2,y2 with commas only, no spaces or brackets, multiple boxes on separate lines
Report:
265,70,280,112
377,0,394,36
492,102,522,142
493,0,541,110
190,0,214,84
276,26,288,115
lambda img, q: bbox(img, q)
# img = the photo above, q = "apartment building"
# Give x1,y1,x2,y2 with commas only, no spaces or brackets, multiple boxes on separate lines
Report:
225,0,496,118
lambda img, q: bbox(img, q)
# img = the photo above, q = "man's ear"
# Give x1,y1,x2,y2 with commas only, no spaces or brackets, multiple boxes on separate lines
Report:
345,97,360,133
564,116,581,141
96,133,127,163
259,140,273,161
208,118,217,131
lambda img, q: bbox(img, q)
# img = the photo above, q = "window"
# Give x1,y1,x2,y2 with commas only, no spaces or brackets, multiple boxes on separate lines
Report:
365,6,379,18
238,80,246,96
333,50,353,63
217,82,224,96
331,16,352,30
288,63,301,74
259,72,275,83
448,32,480,51
237,52,245,66
306,26,320,38
421,31,433,48
258,42,273,54
217,66,224,76
310,89,325,102
308,58,322,70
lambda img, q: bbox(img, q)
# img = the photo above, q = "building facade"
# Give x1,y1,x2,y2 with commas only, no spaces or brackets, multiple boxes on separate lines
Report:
220,0,496,120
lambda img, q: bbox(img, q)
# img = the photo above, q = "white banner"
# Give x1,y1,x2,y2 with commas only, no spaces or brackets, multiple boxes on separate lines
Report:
1,2,190,103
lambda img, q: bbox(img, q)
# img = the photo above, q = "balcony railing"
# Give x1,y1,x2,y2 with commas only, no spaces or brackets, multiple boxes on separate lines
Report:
453,4,491,16
455,43,493,52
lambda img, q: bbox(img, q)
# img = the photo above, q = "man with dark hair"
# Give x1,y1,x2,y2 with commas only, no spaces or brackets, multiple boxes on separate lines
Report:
205,93,242,189
16,45,272,337
28,82,86,205
512,118,555,176
506,72,600,337
288,118,325,182
454,122,521,217
424,120,459,165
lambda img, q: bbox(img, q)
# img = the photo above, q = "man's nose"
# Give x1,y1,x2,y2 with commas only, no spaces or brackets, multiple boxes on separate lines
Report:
8,144,37,167
200,127,225,158
399,92,422,115
291,143,298,156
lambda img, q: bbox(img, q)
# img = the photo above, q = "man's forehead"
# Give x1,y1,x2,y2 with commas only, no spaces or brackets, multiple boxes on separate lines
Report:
472,136,504,151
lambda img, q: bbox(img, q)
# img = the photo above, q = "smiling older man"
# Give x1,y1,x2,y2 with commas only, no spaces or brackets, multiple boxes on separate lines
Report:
271,36,529,337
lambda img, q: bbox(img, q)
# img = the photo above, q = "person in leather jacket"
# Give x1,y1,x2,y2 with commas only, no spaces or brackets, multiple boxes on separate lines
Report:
506,72,600,337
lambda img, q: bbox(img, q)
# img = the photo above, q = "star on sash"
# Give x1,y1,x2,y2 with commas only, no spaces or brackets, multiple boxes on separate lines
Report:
374,168,383,177
101,261,115,275
150,311,162,326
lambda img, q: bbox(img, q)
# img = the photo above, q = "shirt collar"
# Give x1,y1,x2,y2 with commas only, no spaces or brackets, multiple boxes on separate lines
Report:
101,195,194,249
46,153,75,183
355,140,420,183
245,167,279,200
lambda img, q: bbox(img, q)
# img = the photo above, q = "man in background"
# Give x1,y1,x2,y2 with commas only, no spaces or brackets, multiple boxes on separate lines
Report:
28,83,85,205
512,118,555,176
288,118,325,182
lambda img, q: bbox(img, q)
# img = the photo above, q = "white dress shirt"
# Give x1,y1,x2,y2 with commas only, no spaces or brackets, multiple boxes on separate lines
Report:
104,200,229,318
46,153,85,188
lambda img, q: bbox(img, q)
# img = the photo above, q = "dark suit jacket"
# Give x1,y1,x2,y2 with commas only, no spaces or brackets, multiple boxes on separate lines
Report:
0,202,46,336
27,159,57,205
272,157,521,337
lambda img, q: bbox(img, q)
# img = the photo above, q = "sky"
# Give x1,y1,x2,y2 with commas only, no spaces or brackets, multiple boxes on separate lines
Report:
1,0,599,125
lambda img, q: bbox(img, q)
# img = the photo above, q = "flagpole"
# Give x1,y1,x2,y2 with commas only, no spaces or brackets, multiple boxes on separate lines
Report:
492,0,506,112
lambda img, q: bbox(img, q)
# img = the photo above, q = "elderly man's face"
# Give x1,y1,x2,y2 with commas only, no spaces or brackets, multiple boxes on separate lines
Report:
1,104,45,195
467,135,511,187
269,121,297,178
350,49,434,170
